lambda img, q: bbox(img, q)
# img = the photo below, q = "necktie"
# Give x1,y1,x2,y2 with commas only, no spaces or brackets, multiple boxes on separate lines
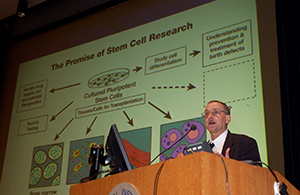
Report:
209,142,215,149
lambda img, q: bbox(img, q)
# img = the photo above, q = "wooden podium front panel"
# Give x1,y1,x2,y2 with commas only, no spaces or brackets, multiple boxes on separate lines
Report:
70,152,300,195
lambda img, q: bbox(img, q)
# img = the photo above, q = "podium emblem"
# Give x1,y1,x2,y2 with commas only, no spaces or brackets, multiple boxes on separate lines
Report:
109,182,139,195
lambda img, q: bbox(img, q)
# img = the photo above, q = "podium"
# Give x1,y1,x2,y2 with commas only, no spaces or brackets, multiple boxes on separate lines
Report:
70,152,300,195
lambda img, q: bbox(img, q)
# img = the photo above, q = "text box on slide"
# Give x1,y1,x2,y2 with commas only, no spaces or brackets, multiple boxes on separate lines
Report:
145,46,187,75
76,93,146,118
203,20,253,67
18,115,48,136
17,80,48,113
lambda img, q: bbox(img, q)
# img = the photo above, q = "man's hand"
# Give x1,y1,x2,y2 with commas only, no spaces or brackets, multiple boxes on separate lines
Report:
213,147,230,158
225,147,230,158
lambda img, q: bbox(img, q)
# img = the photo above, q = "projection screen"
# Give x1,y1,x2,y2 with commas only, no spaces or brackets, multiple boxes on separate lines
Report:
0,0,282,194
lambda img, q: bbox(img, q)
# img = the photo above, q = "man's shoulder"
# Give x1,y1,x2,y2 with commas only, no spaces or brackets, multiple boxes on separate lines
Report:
227,131,257,143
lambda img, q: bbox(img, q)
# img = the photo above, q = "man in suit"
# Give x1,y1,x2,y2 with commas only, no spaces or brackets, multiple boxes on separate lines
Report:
202,100,261,162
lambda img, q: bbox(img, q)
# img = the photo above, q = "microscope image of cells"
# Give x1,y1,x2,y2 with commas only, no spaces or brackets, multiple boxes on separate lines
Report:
160,154,168,162
29,143,63,188
48,144,63,161
88,68,130,88
85,141,95,151
182,121,204,144
70,159,84,178
43,162,58,180
29,166,42,186
161,128,182,149
51,175,60,186
34,150,47,165
70,146,84,162
171,144,186,158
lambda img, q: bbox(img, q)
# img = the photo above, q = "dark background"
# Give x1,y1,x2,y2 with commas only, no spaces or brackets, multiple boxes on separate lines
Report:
0,0,299,191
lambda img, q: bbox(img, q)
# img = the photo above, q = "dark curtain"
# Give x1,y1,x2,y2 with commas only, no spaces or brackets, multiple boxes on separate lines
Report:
0,23,9,103
275,0,300,190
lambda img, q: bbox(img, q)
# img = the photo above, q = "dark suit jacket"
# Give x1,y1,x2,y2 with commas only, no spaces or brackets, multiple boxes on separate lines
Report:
221,131,261,162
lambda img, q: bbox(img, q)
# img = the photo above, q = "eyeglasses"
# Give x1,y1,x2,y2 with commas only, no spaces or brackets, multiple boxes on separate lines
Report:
201,108,228,118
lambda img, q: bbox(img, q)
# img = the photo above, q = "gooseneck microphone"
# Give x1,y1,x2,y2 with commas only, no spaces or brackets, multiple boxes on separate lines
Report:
149,124,197,165
190,124,197,131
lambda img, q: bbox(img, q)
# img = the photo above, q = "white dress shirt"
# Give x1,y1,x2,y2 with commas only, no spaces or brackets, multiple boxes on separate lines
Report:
209,129,228,154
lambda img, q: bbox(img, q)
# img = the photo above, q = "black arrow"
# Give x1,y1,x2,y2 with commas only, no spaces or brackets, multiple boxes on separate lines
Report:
50,101,73,122
54,118,74,141
133,66,142,73
187,83,196,90
148,101,172,119
152,83,196,91
50,83,81,93
189,50,201,57
86,116,97,135
123,111,134,126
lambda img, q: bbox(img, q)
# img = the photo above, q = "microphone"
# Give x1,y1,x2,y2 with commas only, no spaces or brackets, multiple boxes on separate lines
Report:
149,124,197,165
190,124,197,131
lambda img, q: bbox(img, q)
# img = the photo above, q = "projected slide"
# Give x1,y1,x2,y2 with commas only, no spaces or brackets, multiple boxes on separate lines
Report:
1,0,267,194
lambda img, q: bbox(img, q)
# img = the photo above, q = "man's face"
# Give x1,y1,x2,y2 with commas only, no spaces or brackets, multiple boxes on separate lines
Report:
204,102,231,135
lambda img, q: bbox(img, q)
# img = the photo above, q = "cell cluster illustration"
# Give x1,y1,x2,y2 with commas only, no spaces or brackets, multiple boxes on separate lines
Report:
29,143,63,188
160,117,205,161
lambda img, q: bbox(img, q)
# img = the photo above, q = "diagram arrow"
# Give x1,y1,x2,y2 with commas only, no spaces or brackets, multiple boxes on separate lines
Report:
123,111,134,126
187,83,196,90
133,66,142,73
50,83,81,93
152,83,196,91
54,118,74,141
148,101,172,119
86,116,97,135
50,101,73,122
189,50,201,57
